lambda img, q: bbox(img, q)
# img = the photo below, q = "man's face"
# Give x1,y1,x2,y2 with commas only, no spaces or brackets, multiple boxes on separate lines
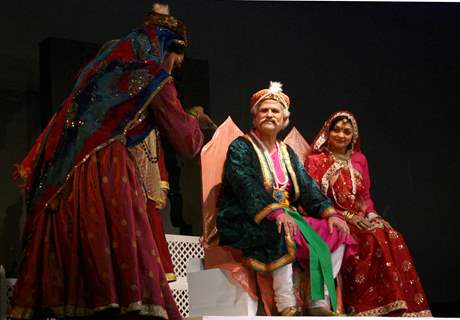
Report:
253,100,285,136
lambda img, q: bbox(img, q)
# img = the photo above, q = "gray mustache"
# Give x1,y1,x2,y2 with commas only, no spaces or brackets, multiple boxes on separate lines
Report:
262,118,277,124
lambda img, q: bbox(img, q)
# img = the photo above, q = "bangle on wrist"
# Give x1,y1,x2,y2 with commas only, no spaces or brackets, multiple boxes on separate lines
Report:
343,210,355,222
367,212,379,220
321,207,336,219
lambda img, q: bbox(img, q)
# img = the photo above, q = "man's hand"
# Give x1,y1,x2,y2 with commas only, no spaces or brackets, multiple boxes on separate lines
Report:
276,213,298,238
328,215,350,235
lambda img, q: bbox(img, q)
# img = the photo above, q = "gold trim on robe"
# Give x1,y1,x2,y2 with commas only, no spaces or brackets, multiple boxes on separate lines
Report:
254,202,289,224
244,232,296,272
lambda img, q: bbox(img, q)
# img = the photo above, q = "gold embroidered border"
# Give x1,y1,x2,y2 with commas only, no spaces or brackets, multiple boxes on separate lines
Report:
280,142,300,201
42,135,124,212
254,203,287,224
7,306,33,319
321,207,336,219
355,300,408,316
123,76,172,134
243,134,273,193
166,272,177,282
244,233,296,272
160,180,170,190
402,309,432,317
8,301,168,319
120,301,168,318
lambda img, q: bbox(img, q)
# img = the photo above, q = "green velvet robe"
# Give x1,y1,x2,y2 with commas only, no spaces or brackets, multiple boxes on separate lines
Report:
216,134,333,272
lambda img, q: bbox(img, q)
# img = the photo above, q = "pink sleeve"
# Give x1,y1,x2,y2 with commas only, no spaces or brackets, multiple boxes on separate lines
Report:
304,155,321,183
353,152,377,214
151,81,204,159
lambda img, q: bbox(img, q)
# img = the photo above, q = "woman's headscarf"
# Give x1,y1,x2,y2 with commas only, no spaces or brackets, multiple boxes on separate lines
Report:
311,110,361,153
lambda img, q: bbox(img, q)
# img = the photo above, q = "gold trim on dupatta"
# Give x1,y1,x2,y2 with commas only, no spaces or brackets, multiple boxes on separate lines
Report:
355,300,407,316
403,310,432,317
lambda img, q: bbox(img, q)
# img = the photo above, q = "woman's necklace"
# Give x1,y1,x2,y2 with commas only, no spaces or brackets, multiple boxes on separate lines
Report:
327,147,357,196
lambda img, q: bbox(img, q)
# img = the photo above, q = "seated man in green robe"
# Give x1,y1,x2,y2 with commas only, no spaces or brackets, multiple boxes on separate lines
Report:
216,82,357,316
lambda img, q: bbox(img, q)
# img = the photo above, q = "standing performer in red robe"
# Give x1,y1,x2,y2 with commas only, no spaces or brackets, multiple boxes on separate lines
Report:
305,110,431,316
8,3,215,319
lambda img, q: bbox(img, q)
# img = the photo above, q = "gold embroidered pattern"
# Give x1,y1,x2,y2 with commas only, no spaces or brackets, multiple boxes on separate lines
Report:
8,301,168,319
254,203,288,224
355,273,365,284
402,309,432,317
159,180,169,190
244,233,296,272
129,129,165,206
244,134,273,192
127,70,154,97
402,260,413,272
356,300,408,316
414,293,425,305
388,230,399,239
166,272,177,282
280,142,300,201
123,76,171,134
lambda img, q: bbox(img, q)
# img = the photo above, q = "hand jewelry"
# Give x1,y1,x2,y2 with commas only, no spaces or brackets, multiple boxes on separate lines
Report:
343,210,355,222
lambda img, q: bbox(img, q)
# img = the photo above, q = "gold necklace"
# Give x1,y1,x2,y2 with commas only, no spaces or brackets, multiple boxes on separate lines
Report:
252,133,290,206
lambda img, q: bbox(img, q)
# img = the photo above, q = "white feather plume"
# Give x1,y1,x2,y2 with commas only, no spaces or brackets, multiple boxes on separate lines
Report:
268,81,283,94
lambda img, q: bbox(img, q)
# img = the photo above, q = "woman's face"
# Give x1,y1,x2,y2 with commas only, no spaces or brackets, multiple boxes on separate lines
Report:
327,119,354,154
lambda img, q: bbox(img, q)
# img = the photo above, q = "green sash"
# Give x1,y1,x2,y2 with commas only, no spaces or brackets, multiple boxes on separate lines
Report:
285,208,337,311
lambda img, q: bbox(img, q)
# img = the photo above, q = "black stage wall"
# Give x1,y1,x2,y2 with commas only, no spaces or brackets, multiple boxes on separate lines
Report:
0,1,459,315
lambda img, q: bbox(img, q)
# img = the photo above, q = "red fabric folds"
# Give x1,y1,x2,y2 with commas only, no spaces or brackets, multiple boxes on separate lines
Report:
8,142,181,320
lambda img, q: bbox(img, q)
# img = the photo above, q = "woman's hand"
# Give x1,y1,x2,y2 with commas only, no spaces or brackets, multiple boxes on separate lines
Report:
328,215,350,235
349,215,373,230
369,216,393,230
276,213,298,238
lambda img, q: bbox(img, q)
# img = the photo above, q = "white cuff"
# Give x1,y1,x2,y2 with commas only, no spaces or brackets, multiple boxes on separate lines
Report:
367,212,379,220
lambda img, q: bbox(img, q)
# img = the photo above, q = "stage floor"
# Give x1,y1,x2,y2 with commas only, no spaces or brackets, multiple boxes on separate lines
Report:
188,317,456,320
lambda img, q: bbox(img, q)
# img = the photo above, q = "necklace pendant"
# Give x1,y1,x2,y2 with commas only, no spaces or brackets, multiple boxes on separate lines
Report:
273,188,289,206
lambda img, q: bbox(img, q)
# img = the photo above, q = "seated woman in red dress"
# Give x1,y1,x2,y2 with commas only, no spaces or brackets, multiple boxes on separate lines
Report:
305,110,431,316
